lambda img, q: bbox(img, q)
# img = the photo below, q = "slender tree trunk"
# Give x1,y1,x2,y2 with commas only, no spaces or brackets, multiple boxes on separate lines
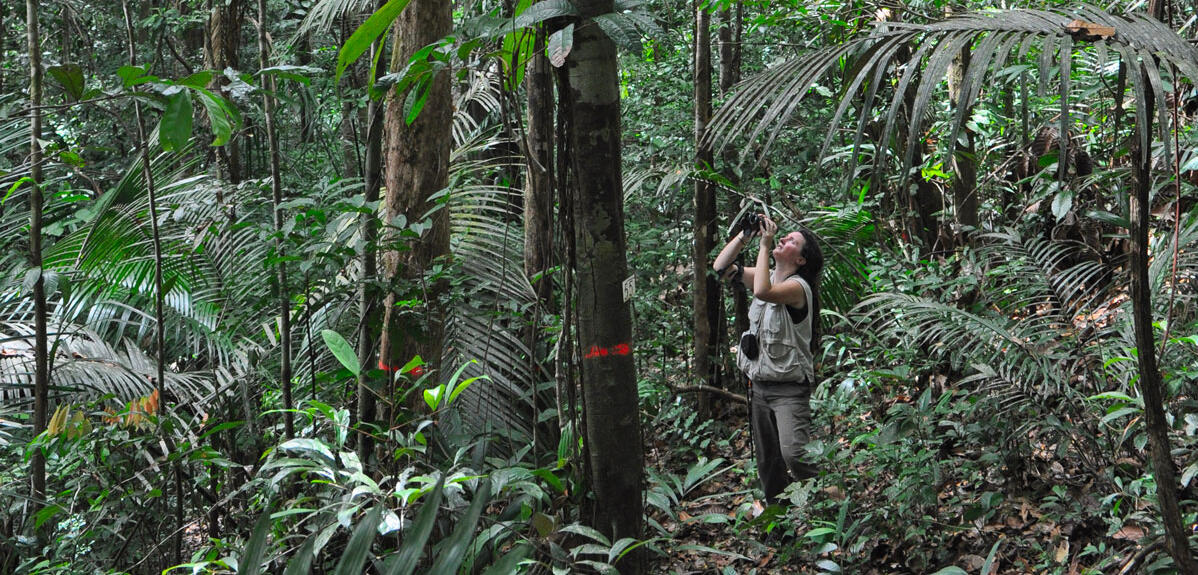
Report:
1,1,8,97
59,4,71,66
718,2,749,354
205,0,243,183
525,25,555,309
566,1,644,570
121,0,178,562
946,34,978,244
26,0,50,544
338,15,363,180
257,0,294,439
717,2,741,93
356,3,387,462
378,0,452,409
693,1,720,412
1131,2,1197,566
299,31,314,143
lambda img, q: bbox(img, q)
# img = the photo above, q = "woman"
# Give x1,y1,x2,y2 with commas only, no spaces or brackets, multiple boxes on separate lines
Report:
713,214,823,505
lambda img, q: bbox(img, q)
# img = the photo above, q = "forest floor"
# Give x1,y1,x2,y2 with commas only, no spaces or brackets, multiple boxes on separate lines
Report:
643,396,1150,575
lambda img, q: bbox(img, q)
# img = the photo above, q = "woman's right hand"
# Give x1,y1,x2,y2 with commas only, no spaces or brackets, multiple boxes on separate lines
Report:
759,215,778,242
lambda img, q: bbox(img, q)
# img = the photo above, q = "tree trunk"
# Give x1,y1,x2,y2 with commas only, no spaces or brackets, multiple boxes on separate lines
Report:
525,25,555,309
946,35,978,244
717,2,749,362
205,0,243,183
693,1,720,413
378,0,452,412
121,0,181,562
717,2,741,93
257,0,295,439
1130,1,1197,563
566,1,644,570
356,1,388,463
25,0,50,544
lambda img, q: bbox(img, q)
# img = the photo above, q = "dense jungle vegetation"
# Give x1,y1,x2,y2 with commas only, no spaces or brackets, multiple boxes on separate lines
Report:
4,0,1198,573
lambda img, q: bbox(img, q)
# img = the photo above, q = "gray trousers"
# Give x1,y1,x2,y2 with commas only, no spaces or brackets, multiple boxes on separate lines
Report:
750,380,816,504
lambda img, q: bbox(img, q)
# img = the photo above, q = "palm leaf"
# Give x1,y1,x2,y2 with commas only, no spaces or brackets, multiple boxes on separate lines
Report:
711,7,1198,188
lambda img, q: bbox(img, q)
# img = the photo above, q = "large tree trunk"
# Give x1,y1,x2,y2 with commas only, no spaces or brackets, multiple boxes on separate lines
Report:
566,1,644,570
205,0,243,183
25,0,50,544
525,25,555,309
378,0,452,416
692,1,721,412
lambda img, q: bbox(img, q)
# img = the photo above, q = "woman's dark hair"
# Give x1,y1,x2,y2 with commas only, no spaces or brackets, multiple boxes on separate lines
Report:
797,228,824,355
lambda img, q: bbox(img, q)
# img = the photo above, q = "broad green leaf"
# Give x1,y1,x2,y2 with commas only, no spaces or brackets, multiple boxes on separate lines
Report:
47,64,84,100
804,527,837,539
159,89,194,152
559,523,611,546
427,479,492,575
448,375,484,406
259,65,322,85
815,559,842,573
423,386,443,411
239,499,273,575
4,177,35,205
117,65,157,88
176,70,215,89
337,0,414,83
513,0,577,30
404,78,432,126
282,535,318,575
930,567,969,575
334,506,382,575
549,24,574,67
194,88,238,146
592,13,642,51
321,329,361,376
1050,189,1074,220
384,474,445,575
481,544,530,575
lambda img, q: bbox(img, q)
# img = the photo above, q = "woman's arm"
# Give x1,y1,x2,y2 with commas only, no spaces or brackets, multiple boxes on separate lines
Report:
751,217,806,306
712,230,755,288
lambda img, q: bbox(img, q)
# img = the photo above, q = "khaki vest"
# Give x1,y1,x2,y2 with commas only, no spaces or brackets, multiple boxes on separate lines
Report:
737,275,814,383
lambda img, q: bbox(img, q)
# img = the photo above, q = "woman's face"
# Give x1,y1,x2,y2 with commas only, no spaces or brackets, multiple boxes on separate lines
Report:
773,231,806,267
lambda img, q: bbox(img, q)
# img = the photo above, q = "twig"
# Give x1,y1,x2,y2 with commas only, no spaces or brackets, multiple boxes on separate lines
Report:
1118,540,1165,575
669,383,747,404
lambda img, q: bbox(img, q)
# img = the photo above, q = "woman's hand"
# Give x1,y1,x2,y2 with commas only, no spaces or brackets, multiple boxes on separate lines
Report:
760,215,778,242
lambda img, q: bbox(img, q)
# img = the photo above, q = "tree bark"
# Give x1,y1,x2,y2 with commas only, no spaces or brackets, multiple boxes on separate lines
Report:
566,1,644,570
1130,1,1197,564
378,0,452,413
205,0,243,183
121,0,181,562
257,0,295,439
946,34,978,244
717,2,741,93
693,1,721,412
356,1,388,463
26,0,50,544
525,25,555,309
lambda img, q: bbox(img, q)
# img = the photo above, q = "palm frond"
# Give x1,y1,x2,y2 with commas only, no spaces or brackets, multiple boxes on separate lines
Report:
710,7,1198,186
